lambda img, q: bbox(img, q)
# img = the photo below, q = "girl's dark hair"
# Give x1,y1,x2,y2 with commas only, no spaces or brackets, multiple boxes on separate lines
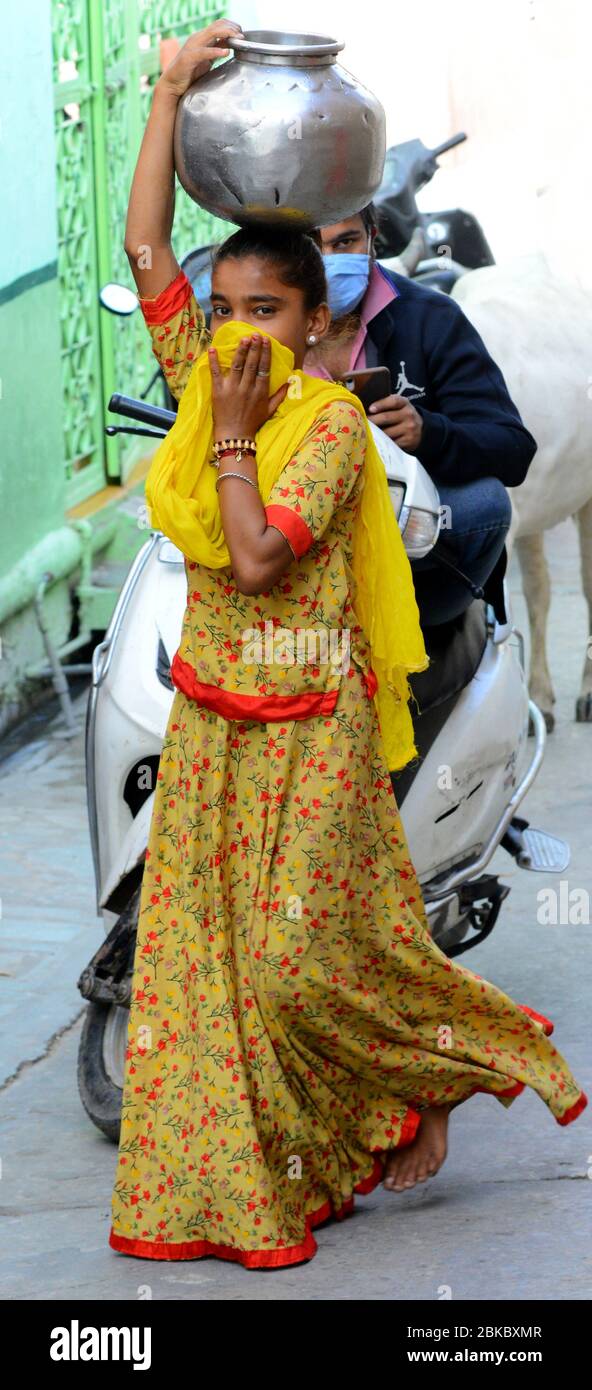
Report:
211,225,327,310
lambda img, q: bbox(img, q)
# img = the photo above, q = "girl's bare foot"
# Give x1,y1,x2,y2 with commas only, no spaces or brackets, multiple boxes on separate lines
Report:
383,1106,450,1192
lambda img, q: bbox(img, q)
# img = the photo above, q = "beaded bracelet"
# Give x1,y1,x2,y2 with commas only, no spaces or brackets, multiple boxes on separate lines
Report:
213,436,257,457
210,441,257,469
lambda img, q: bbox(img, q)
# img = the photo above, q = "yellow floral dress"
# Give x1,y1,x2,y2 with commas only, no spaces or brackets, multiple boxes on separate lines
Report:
109,269,587,1269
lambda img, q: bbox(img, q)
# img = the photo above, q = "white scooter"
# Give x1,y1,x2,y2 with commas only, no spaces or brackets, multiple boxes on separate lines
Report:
77,392,569,1141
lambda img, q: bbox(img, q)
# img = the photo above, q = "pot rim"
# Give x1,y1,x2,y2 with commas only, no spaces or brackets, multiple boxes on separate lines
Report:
228,30,345,59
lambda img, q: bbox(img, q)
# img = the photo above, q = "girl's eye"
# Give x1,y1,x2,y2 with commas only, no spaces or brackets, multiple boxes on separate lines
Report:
254,305,275,316
212,305,230,316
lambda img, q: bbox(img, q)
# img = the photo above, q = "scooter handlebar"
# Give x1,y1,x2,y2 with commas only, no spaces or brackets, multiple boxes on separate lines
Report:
108,392,177,431
429,131,467,160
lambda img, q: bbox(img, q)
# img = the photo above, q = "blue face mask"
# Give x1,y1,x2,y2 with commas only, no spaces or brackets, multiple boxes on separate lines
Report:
324,238,372,318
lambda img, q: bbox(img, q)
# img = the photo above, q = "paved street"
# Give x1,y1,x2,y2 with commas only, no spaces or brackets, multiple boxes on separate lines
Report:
1,520,590,1301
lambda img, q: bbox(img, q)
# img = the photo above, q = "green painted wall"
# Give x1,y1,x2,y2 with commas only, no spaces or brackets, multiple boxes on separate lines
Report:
0,275,65,573
0,4,60,289
0,1,70,723
0,0,65,572
0,2,228,732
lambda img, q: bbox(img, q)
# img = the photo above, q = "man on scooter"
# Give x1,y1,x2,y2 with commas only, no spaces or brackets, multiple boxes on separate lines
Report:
306,206,537,628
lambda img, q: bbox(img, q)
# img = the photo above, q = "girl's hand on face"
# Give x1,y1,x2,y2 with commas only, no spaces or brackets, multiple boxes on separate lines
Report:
209,336,289,442
158,20,243,99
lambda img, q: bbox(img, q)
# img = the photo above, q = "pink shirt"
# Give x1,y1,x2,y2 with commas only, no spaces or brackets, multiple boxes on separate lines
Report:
304,261,398,379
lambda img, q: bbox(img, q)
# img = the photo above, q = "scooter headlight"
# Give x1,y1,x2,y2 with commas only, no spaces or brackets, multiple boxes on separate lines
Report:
388,480,406,521
400,506,441,558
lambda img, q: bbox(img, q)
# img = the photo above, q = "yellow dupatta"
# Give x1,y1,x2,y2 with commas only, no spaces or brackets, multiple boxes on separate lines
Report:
145,318,428,771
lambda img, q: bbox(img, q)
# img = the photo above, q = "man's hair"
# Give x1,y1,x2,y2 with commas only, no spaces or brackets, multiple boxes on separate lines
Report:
312,202,382,257
360,202,382,256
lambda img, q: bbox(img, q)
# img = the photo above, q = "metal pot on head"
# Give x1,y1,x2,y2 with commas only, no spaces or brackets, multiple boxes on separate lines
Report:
173,30,386,229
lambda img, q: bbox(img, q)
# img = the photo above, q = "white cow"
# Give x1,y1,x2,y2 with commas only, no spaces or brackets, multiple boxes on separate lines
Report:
450,254,592,728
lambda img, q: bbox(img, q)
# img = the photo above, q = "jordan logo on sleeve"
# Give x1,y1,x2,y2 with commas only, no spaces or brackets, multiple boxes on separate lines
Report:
395,360,426,401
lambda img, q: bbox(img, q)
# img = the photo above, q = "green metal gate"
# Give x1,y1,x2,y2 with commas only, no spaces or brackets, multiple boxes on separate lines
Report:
52,0,225,507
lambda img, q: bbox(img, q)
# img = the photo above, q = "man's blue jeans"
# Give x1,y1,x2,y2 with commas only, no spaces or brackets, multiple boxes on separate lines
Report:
410,477,512,625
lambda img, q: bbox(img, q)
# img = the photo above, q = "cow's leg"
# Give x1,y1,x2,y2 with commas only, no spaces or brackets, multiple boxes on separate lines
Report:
515,532,555,730
576,497,592,722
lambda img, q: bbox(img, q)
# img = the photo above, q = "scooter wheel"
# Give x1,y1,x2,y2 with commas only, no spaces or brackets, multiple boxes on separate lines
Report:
77,1001,128,1143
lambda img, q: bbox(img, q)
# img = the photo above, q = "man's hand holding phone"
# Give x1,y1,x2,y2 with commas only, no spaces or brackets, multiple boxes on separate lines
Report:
340,368,424,453
368,393,424,452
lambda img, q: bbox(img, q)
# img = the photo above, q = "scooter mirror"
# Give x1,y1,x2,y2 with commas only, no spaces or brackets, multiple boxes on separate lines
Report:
99,282,138,316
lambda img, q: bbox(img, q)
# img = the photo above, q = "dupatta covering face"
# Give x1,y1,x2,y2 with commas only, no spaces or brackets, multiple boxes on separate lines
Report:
145,318,428,771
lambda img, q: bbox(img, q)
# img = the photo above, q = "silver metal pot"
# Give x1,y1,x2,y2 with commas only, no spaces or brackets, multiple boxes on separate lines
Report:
173,30,386,229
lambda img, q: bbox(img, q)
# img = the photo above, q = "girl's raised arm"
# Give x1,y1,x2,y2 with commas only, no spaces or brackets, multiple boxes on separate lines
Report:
124,21,242,299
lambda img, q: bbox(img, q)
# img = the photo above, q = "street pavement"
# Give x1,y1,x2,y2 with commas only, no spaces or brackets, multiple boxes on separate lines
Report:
1,518,590,1301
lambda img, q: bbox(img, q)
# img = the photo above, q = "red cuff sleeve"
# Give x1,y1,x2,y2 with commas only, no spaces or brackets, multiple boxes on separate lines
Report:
265,504,313,559
139,269,193,325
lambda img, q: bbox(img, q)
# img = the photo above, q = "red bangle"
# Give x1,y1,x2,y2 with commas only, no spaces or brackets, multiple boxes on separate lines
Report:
217,447,256,456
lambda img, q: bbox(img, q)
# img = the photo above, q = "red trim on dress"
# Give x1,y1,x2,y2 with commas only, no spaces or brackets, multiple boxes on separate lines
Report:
459,1077,588,1128
109,1224,319,1268
556,1090,588,1126
516,1003,554,1035
363,668,378,699
108,1081,589,1266
138,269,193,325
171,650,340,721
109,1112,421,1268
264,503,313,560
470,1080,526,1101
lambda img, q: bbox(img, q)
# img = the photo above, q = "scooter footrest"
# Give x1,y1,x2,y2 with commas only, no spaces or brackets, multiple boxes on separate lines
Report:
517,827,570,873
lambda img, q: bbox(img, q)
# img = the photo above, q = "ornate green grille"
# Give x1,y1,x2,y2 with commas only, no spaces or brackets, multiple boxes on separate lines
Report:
52,0,225,505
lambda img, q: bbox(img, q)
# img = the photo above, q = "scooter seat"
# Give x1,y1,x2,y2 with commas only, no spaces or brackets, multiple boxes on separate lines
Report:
391,600,488,803
411,598,488,713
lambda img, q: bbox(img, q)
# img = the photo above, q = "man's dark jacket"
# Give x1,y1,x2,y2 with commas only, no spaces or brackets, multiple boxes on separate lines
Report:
366,266,537,622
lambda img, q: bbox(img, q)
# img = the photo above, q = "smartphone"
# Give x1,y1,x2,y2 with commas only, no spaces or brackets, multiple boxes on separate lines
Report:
339,367,392,412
